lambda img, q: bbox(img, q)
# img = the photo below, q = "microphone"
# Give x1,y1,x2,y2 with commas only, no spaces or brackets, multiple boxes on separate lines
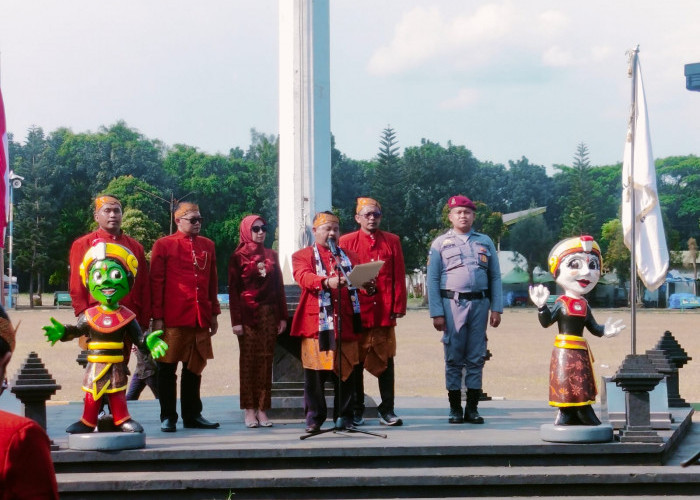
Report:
327,237,340,256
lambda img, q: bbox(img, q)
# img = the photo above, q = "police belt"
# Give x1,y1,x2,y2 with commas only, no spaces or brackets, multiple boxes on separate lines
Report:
440,290,486,301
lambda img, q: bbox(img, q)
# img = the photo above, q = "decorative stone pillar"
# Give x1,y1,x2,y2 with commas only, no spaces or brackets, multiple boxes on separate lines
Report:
653,330,691,407
612,354,664,443
10,351,61,432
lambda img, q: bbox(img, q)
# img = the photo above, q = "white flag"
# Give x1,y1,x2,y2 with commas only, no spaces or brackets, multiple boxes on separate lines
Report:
621,54,669,291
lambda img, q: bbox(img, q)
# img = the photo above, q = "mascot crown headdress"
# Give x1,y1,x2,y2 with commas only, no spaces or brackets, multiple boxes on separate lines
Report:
548,235,602,275
79,240,139,287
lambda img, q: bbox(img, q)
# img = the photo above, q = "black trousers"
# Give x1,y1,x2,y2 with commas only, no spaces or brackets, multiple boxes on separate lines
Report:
157,361,202,422
353,357,396,415
303,368,354,427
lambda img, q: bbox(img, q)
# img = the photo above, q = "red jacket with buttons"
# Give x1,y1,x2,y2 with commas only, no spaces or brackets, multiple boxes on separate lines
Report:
150,231,221,328
290,244,361,341
339,229,407,328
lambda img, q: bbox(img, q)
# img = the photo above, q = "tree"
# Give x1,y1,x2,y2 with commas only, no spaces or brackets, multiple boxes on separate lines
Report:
502,214,553,284
370,126,403,233
558,143,597,238
121,208,164,254
600,218,630,284
13,127,59,304
502,157,553,212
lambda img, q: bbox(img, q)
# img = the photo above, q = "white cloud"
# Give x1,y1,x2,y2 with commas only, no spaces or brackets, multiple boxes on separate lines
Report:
537,10,570,35
541,45,574,67
440,88,480,109
367,2,517,76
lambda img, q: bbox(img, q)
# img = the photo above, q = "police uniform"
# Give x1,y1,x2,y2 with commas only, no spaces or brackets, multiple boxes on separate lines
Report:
428,228,502,389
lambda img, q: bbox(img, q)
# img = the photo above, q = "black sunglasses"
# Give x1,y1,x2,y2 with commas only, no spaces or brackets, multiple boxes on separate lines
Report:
251,225,268,233
361,211,382,219
182,217,203,224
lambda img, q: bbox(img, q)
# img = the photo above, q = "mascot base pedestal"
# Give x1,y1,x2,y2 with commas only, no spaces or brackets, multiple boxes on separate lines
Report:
68,432,146,451
540,423,613,443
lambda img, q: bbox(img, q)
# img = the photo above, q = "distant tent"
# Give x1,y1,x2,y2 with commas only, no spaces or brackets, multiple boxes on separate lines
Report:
501,267,554,284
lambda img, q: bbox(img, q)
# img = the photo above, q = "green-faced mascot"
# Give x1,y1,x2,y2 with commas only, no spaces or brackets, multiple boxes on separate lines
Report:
44,240,168,434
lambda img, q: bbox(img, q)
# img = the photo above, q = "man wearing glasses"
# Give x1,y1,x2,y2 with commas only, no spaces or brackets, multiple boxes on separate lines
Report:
69,195,151,338
151,202,221,432
339,197,407,426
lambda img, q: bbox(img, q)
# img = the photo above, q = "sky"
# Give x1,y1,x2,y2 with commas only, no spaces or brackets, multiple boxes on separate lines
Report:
1,0,700,170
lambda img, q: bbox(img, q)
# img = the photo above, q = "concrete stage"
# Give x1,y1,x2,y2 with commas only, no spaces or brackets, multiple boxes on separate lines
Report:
2,396,699,498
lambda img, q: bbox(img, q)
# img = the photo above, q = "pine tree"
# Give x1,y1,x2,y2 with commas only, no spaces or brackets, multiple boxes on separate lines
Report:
560,142,596,238
370,126,403,232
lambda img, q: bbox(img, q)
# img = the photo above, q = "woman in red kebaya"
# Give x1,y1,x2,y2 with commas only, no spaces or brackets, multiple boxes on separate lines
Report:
228,215,287,428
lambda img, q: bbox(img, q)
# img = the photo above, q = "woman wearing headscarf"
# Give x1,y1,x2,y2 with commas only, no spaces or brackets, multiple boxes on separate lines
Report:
228,215,287,428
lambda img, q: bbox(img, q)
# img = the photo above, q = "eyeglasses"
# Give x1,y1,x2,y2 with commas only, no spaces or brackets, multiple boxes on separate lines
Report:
251,225,268,233
182,217,203,224
361,212,382,219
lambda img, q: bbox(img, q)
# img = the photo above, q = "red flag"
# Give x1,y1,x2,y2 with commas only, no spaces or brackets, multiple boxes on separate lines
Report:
0,87,8,248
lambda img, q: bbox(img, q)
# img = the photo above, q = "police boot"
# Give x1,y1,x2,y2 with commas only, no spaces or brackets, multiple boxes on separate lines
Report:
448,390,464,424
464,389,485,424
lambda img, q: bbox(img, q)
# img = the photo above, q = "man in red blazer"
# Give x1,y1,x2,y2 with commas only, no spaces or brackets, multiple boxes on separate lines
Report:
151,202,221,432
69,195,151,334
290,211,367,433
339,197,407,426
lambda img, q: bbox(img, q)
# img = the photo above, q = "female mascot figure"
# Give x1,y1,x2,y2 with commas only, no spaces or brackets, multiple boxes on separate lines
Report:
529,235,625,426
43,240,168,434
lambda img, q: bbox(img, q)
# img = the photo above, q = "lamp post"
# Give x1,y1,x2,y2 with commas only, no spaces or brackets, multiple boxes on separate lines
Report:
7,171,23,308
132,186,194,234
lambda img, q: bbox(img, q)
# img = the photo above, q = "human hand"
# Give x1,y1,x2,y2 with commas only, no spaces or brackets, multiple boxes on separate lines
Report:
42,318,65,346
490,311,501,328
277,320,287,335
326,276,346,289
361,280,377,296
210,315,219,336
233,325,244,336
529,284,549,308
432,316,446,332
603,318,625,338
152,319,164,332
146,330,168,359
391,313,405,320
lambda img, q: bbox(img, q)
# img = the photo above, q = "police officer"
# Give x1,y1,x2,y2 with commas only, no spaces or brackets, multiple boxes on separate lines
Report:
427,195,503,424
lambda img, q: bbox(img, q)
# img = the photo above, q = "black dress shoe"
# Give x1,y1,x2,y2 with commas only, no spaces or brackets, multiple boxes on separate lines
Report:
183,415,220,429
161,418,177,432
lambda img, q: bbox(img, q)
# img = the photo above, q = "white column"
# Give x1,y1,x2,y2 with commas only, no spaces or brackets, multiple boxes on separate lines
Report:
278,0,332,283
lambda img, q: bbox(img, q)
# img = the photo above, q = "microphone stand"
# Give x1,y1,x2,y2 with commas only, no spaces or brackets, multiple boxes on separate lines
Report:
301,244,386,440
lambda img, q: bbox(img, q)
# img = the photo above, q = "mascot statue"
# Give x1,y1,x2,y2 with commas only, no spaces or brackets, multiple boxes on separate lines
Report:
44,240,168,434
529,235,625,427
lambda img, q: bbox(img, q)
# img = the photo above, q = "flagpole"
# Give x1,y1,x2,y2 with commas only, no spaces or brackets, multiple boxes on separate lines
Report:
627,45,639,356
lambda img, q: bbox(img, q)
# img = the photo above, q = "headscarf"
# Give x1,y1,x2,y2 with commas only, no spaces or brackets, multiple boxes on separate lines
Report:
174,202,199,219
356,197,381,214
235,215,266,259
233,215,276,312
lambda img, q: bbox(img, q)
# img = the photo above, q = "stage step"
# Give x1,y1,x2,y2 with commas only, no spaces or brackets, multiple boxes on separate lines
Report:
56,465,700,499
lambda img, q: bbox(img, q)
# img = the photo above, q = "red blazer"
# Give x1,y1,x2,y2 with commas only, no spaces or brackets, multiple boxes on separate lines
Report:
290,244,361,342
339,229,407,328
150,231,221,328
228,248,287,327
0,410,59,500
69,228,151,330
